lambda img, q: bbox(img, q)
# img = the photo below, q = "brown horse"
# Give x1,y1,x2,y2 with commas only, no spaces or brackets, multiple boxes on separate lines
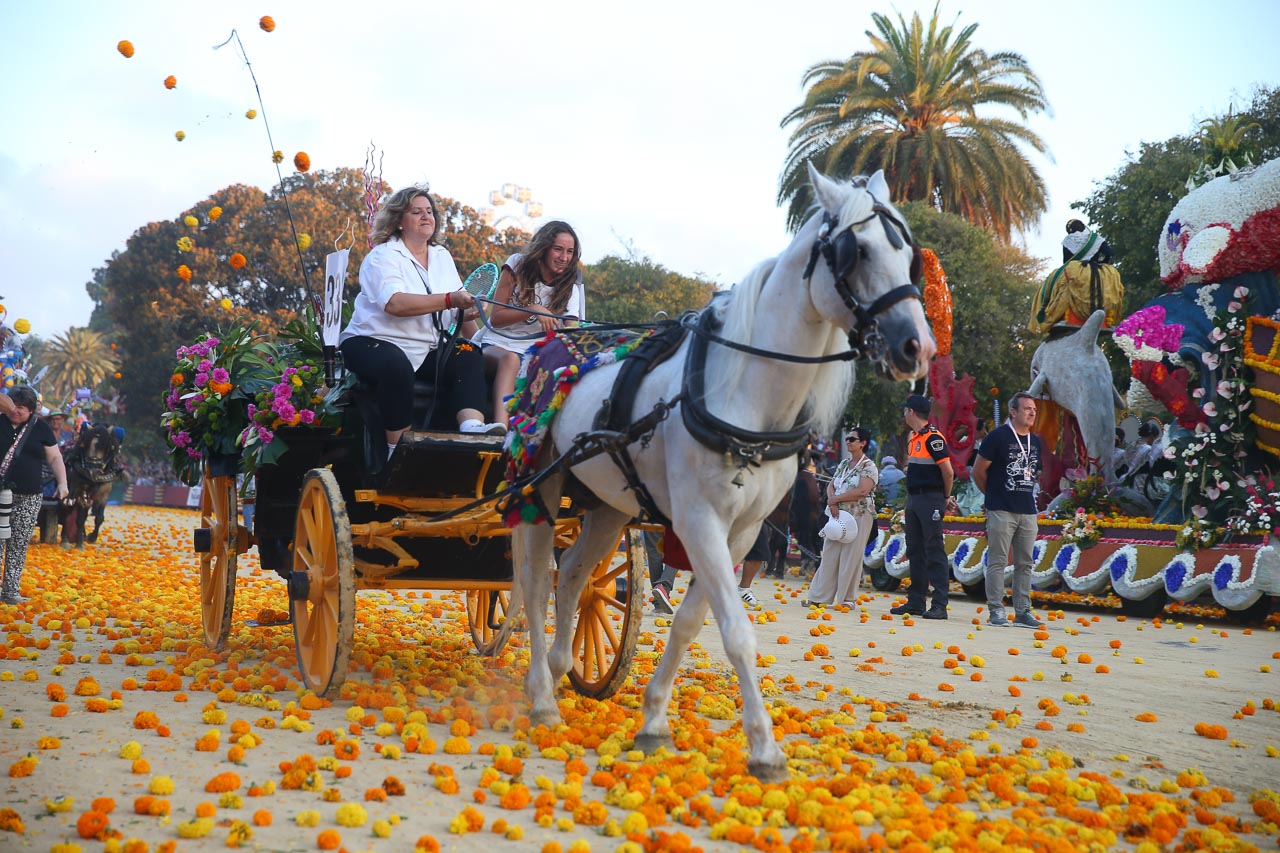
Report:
60,424,123,549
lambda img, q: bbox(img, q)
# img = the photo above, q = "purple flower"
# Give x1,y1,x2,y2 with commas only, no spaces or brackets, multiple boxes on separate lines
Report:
273,382,291,398
299,409,315,424
194,372,209,386
257,425,274,444
197,359,213,372
274,402,297,422
212,367,230,384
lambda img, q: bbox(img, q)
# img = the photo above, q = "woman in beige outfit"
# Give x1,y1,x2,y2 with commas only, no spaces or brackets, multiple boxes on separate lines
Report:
804,427,878,607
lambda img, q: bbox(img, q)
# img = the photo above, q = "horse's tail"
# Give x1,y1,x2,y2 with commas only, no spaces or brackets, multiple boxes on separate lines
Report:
488,525,530,658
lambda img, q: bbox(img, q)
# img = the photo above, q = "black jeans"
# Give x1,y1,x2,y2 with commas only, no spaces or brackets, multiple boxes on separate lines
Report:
904,491,948,609
339,335,487,431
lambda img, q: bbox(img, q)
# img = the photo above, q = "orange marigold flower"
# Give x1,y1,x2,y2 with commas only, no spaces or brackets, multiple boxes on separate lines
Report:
293,152,311,172
205,772,242,793
8,757,38,778
1136,712,1158,723
259,16,276,32
117,40,134,58
382,776,405,796
334,740,359,761
163,75,176,90
91,798,116,814
920,248,953,356
133,711,159,730
50,703,69,717
76,810,111,839
177,265,192,281
195,802,217,818
46,683,66,702
74,677,100,696
0,807,25,833
317,829,341,850
229,253,247,270
252,809,272,826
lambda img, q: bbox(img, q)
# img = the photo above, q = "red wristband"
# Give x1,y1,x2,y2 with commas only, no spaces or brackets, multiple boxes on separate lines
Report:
444,292,453,310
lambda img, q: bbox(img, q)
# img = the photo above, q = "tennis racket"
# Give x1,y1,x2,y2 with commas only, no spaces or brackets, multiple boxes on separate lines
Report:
448,262,501,334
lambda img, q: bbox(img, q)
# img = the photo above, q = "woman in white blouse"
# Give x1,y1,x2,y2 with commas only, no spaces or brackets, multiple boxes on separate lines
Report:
803,426,879,608
473,221,584,429
339,186,503,455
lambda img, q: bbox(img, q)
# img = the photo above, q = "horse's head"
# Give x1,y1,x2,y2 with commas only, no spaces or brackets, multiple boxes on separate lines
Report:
802,163,936,380
74,424,120,469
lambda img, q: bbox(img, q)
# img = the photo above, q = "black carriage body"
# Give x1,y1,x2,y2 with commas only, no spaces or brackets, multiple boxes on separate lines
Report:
253,395,512,583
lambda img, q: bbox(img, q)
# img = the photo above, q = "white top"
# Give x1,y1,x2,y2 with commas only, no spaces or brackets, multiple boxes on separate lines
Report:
472,253,585,353
339,238,464,370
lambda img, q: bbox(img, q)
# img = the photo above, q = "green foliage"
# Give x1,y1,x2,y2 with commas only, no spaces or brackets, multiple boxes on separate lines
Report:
840,202,1043,444
583,253,718,324
779,7,1049,239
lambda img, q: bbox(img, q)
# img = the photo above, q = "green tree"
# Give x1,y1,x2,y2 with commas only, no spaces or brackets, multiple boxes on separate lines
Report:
779,7,1049,239
584,253,718,324
841,201,1043,441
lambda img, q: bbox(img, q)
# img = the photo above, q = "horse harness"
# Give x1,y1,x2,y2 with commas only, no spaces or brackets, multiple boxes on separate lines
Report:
803,196,925,364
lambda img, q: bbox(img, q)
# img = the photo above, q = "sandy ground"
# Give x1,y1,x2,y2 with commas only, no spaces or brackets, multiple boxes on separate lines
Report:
0,505,1278,852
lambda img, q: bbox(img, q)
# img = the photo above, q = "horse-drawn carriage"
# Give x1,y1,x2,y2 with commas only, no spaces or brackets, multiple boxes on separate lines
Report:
192,374,649,699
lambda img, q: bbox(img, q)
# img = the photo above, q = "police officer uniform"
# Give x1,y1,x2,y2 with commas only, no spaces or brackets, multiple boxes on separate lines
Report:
890,395,952,619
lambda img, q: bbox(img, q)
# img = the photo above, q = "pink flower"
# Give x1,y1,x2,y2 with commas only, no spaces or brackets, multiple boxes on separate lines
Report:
1203,402,1218,418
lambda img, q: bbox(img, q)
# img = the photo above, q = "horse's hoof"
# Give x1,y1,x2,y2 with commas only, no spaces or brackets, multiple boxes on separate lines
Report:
528,709,561,729
633,732,675,755
748,758,789,785
76,543,86,550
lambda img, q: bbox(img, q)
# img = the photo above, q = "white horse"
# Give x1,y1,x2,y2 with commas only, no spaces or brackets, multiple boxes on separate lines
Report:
503,165,934,783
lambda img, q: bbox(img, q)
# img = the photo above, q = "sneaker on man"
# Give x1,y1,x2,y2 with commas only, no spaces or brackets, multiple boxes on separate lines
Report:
739,587,759,607
988,607,1010,627
1013,611,1045,629
651,583,674,614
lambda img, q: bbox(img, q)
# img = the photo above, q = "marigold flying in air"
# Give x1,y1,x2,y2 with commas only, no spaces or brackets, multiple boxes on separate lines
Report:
260,16,276,32
294,152,311,172
117,40,134,58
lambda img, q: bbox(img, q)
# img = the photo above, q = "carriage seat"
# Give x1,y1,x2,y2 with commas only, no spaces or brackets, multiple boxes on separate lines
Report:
345,366,498,479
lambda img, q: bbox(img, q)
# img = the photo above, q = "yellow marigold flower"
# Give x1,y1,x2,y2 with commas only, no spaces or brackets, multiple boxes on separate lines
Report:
335,803,367,827
372,819,392,838
46,796,75,814
443,737,471,754
119,741,142,760
176,236,194,252
148,776,175,795
117,40,134,58
176,817,214,838
219,298,233,311
226,820,252,847
183,215,198,228
50,844,81,853
10,318,28,335
294,810,321,827
272,150,284,164
297,233,311,250
175,131,186,142
505,824,524,840
245,110,257,120
219,793,243,809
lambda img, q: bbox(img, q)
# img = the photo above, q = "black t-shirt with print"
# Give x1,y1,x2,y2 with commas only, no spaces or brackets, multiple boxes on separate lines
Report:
0,417,57,495
977,423,1042,514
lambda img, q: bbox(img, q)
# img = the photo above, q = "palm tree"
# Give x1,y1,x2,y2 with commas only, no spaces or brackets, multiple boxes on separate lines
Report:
779,8,1050,240
1198,109,1260,167
36,327,117,405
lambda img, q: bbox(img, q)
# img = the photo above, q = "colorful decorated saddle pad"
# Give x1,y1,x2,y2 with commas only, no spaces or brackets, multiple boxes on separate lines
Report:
502,327,651,525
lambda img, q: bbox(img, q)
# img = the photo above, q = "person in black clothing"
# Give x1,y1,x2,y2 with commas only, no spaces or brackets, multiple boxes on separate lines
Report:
1,388,69,604
890,395,958,620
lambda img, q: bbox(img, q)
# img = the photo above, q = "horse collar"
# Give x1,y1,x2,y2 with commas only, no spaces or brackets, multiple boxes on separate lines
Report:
803,202,924,363
680,307,811,471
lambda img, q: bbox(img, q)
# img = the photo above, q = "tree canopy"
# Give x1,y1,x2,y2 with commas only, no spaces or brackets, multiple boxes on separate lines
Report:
779,8,1050,240
583,253,718,324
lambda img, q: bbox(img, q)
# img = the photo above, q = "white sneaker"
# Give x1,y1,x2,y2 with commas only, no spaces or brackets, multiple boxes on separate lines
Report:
739,587,759,607
460,420,507,436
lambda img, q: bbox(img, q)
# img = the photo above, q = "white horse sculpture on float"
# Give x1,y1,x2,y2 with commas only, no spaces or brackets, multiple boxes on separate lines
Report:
497,165,934,783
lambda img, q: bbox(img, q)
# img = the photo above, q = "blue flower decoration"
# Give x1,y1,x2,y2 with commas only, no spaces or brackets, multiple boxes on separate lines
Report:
1213,559,1237,591
1165,562,1186,592
954,542,970,566
1109,552,1129,582
886,539,902,563
865,536,878,558
1054,545,1075,573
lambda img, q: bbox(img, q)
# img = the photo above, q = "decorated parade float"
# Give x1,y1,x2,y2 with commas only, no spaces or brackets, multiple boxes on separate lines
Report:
867,158,1280,620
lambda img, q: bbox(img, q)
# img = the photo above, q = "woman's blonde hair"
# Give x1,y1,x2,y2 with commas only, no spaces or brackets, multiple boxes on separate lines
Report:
370,185,444,247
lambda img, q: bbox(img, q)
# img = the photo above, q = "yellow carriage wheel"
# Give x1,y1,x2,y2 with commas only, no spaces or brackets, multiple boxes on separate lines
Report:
567,528,645,698
466,589,512,655
289,469,355,696
197,473,239,650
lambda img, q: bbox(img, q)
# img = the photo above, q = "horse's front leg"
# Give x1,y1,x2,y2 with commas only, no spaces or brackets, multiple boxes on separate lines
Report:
689,545,788,784
515,520,559,727
86,498,105,544
547,507,631,685
635,577,709,754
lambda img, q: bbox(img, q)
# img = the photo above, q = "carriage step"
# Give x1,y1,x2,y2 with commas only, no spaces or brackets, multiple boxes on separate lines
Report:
193,528,211,553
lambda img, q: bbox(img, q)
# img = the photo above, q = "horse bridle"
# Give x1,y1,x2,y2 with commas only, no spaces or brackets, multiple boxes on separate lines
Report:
802,197,924,362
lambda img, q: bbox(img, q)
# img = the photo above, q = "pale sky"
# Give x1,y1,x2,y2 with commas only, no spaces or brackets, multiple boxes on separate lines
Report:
2,1,1278,341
